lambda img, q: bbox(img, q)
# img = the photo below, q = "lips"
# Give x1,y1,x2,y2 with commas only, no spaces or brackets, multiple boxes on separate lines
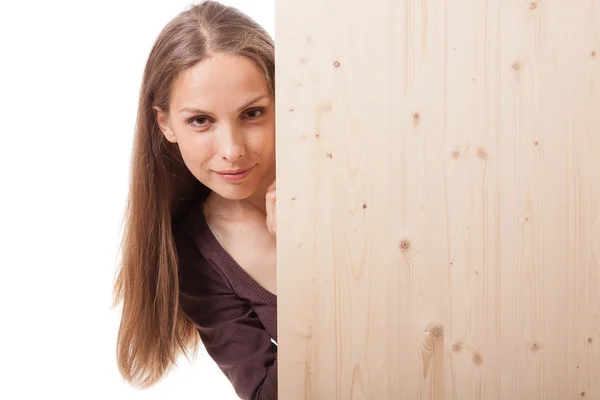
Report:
214,166,255,182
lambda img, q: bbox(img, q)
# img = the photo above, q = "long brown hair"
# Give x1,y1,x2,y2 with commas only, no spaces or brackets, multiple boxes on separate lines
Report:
112,0,275,388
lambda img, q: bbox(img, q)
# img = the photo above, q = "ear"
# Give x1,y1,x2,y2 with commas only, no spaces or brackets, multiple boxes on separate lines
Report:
152,106,177,143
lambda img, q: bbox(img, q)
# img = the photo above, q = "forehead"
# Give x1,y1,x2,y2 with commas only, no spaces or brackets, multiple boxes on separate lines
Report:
170,53,269,110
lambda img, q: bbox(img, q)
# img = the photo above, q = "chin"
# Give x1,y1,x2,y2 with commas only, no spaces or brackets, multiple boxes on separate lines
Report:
211,184,257,201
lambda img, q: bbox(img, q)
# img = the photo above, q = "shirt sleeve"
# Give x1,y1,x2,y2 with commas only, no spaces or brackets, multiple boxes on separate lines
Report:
175,229,278,400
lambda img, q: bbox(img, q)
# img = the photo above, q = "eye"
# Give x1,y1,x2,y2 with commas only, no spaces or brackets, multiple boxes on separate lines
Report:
189,116,210,127
245,108,264,119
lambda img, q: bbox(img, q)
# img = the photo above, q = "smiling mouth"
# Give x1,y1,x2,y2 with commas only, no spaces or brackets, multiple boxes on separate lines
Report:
214,166,255,182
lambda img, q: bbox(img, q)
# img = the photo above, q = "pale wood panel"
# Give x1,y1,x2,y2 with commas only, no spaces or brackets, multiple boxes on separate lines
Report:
275,0,600,398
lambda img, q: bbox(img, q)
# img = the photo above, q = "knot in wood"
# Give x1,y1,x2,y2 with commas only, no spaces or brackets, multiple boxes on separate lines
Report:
428,325,444,339
530,341,540,351
399,239,411,251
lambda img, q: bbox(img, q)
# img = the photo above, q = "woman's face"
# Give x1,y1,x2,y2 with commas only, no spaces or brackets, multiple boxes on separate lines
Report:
154,53,275,201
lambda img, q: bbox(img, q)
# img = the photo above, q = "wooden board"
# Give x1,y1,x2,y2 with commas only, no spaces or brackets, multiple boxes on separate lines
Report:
275,0,600,398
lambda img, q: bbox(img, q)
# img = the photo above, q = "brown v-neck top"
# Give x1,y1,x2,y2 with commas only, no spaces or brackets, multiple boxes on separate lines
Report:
173,199,278,400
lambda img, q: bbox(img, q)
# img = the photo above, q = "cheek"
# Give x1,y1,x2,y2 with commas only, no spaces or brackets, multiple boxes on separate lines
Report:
176,135,212,173
248,125,275,153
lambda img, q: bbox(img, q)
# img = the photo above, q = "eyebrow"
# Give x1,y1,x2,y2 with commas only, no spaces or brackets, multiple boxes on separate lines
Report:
178,94,270,115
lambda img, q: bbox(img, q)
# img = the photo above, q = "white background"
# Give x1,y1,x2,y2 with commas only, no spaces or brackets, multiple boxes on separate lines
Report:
0,1,274,398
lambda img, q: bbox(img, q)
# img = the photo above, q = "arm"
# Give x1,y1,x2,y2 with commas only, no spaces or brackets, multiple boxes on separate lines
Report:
175,230,277,400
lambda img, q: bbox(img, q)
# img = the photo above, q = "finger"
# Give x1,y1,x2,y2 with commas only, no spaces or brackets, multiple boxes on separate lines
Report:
265,186,276,205
270,207,277,236
272,208,276,236
265,194,277,236
266,208,276,236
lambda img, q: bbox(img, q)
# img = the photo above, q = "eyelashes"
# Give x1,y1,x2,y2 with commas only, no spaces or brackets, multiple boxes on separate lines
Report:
245,108,264,119
188,116,209,126
187,108,265,128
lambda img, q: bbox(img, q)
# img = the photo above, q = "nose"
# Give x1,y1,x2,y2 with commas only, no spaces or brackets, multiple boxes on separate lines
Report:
216,125,245,162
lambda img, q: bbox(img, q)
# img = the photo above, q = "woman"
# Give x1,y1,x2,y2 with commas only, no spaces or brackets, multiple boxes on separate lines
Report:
113,1,278,399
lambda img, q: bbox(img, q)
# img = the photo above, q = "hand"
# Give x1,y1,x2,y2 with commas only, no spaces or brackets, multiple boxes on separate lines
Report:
265,180,276,237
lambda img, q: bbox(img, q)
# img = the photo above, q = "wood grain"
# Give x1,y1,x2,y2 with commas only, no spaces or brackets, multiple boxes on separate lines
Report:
275,0,600,398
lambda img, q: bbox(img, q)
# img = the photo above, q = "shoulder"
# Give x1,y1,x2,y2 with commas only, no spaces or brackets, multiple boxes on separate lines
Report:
173,200,233,293
173,198,208,249
173,199,215,270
